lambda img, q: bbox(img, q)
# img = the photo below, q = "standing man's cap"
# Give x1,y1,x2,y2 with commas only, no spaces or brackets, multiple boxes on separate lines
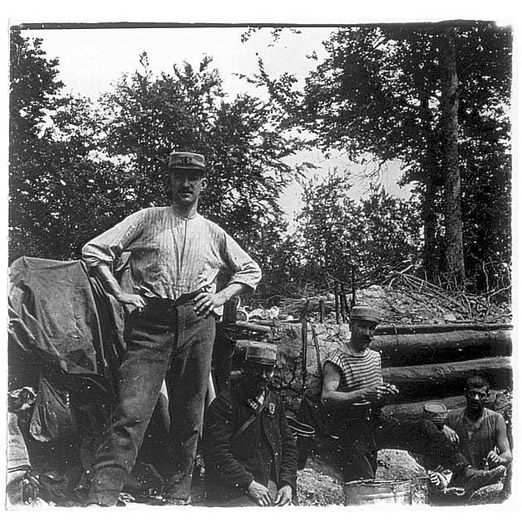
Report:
236,340,277,366
168,151,206,170
350,305,381,324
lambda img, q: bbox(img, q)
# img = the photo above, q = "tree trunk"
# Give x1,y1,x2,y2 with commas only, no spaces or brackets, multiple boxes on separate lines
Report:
418,85,441,282
440,27,466,286
423,148,440,282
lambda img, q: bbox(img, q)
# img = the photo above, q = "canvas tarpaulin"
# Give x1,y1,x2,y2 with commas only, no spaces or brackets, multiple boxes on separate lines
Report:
8,256,125,388
7,256,126,462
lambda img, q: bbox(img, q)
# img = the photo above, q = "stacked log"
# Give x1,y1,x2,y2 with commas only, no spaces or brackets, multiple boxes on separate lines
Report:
382,356,512,405
376,324,513,421
374,323,512,367
264,321,513,420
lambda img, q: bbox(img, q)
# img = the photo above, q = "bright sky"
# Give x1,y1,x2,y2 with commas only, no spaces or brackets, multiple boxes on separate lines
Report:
17,25,330,225
6,3,517,230
17,24,414,228
25,26,333,102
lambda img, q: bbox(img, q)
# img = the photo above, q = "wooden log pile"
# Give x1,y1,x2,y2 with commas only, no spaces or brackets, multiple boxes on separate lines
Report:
243,320,513,422
238,275,512,422
374,324,512,367
383,356,512,403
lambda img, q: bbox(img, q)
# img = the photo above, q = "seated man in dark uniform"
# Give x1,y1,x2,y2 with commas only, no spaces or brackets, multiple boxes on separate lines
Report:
203,341,298,507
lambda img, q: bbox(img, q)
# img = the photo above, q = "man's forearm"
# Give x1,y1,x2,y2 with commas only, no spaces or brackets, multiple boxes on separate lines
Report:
321,388,368,409
215,282,250,305
92,262,126,301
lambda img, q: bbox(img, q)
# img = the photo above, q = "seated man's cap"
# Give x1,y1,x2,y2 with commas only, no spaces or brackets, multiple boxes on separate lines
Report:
236,340,277,366
350,305,381,324
168,151,206,170
423,402,448,421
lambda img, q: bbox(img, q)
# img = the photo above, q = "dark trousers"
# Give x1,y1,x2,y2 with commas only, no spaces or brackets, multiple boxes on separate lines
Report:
87,300,215,506
339,415,467,483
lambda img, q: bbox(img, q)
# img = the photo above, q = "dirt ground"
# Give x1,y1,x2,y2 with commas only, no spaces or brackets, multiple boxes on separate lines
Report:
295,440,506,507
296,443,429,507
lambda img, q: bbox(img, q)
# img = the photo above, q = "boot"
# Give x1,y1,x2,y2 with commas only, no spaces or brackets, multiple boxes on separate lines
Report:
454,465,506,494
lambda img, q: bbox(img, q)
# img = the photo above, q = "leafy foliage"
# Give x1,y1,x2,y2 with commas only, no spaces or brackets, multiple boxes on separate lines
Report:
9,29,136,261
9,26,512,299
287,171,422,290
292,23,512,290
9,36,298,292
9,28,65,259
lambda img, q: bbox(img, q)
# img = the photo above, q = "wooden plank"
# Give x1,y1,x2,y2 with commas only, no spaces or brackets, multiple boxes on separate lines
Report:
375,323,512,335
374,329,511,367
235,321,271,334
382,356,512,403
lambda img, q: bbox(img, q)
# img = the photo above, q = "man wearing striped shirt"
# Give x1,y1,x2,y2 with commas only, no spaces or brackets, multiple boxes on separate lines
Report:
321,305,506,495
82,151,261,506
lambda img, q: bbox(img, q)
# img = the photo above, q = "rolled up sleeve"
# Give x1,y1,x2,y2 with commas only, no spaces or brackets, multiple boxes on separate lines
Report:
82,211,144,270
222,234,262,292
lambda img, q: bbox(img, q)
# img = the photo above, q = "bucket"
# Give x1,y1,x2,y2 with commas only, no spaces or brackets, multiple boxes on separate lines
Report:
344,479,412,506
286,416,315,470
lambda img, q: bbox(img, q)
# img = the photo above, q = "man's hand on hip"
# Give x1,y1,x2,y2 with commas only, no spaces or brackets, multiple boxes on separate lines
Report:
116,293,147,311
194,292,226,317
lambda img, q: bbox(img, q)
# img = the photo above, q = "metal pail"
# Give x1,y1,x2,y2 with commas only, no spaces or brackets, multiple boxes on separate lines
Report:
344,479,412,506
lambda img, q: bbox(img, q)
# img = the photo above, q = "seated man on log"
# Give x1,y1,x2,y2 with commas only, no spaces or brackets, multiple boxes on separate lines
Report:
202,342,298,507
445,375,512,500
320,305,506,495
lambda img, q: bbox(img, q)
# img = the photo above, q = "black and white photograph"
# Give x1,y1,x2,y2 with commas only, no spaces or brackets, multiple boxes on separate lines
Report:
3,2,519,525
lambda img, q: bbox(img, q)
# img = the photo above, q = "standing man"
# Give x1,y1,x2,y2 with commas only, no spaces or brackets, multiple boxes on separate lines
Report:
203,342,298,507
82,152,261,506
321,305,505,495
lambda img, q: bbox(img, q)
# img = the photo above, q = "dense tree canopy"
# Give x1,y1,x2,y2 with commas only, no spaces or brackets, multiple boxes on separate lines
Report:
9,33,298,293
8,25,512,299
289,172,422,290
9,28,65,258
296,22,512,289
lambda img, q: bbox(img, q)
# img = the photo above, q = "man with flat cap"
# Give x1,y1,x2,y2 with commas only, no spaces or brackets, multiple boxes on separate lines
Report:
203,341,298,507
321,305,505,497
82,151,261,506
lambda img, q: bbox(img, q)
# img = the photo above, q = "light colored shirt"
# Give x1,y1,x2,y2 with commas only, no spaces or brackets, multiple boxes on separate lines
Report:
82,206,261,301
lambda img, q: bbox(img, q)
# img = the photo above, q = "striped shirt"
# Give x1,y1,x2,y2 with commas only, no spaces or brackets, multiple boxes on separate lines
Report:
325,345,383,406
82,206,261,301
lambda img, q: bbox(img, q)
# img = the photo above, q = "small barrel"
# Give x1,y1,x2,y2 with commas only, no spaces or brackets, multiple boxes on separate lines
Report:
344,479,412,506
286,416,315,470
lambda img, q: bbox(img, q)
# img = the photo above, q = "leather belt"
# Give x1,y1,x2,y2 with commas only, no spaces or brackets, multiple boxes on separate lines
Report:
144,287,207,309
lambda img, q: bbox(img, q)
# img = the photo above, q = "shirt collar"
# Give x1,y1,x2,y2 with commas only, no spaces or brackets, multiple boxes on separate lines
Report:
170,205,200,220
